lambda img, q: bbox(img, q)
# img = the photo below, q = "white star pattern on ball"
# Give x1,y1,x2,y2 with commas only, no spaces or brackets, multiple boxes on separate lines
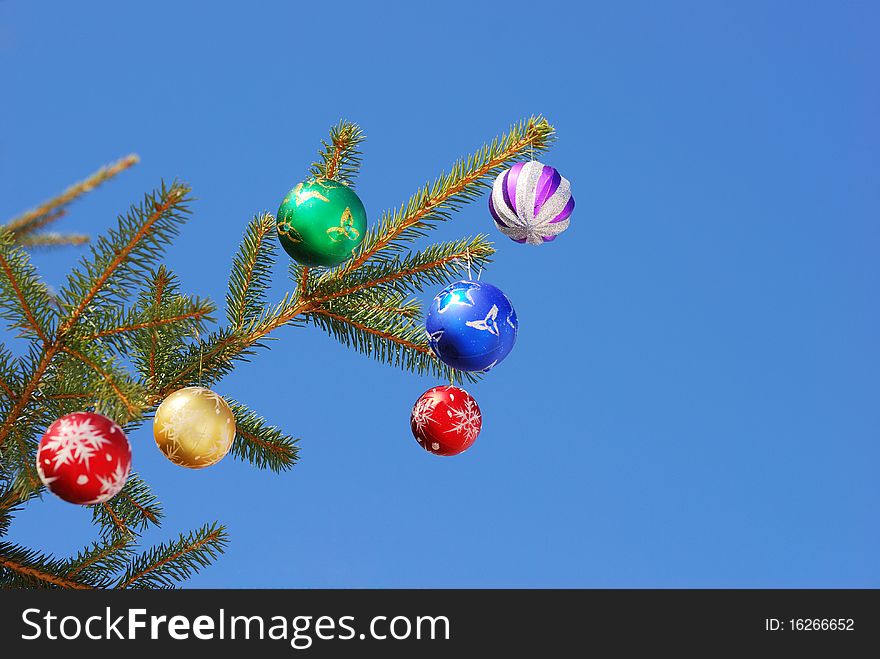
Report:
42,417,113,470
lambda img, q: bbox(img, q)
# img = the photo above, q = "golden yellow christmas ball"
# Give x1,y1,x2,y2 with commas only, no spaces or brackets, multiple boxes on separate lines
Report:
153,386,236,469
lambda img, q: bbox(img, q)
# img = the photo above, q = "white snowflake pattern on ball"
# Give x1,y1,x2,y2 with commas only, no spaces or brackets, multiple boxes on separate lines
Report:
35,458,56,486
445,397,482,442
159,403,190,449
86,460,130,504
42,417,113,470
201,388,228,415
411,395,439,435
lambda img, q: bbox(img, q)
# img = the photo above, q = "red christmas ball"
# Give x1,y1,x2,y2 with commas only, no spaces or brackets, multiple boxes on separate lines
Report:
410,385,482,456
36,412,131,505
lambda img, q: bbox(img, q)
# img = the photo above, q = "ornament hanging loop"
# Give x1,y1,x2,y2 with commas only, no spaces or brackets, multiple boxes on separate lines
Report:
192,328,204,387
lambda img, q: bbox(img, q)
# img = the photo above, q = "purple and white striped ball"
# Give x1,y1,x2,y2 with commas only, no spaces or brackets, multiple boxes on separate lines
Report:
489,161,574,245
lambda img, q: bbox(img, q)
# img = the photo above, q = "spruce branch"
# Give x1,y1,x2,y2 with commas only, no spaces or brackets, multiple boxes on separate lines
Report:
154,236,495,390
13,209,67,236
304,286,448,378
159,327,261,394
156,292,305,396
334,116,553,278
0,183,190,448
297,265,310,298
80,303,214,344
226,213,278,329
310,306,432,355
57,181,191,329
117,523,228,589
128,266,205,391
309,235,495,304
310,120,366,186
92,473,163,539
4,154,139,237
99,502,131,538
227,399,299,472
59,345,145,422
76,281,214,362
15,232,90,248
0,543,92,589
63,536,134,585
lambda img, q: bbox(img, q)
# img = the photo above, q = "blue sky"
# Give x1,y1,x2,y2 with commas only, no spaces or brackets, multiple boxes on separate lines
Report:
1,1,877,587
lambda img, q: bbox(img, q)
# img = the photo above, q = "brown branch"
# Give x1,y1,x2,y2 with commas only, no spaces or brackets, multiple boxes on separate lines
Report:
12,209,66,235
231,215,275,328
310,307,434,355
318,123,360,182
308,249,473,308
324,138,345,181
237,427,292,459
5,155,139,234
80,310,210,341
298,266,310,296
148,269,169,388
0,349,52,447
118,491,159,525
0,251,48,343
0,555,92,589
6,154,140,233
16,233,90,248
118,528,223,589
154,300,307,398
100,502,131,537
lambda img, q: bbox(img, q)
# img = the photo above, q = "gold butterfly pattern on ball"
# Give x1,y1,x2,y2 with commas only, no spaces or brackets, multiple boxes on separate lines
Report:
276,220,303,244
326,207,360,243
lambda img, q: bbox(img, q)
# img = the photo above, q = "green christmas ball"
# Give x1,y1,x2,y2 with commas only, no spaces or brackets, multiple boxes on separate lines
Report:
276,179,367,267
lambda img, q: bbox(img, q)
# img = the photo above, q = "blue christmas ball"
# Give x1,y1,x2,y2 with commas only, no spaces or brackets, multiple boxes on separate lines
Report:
425,280,518,372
